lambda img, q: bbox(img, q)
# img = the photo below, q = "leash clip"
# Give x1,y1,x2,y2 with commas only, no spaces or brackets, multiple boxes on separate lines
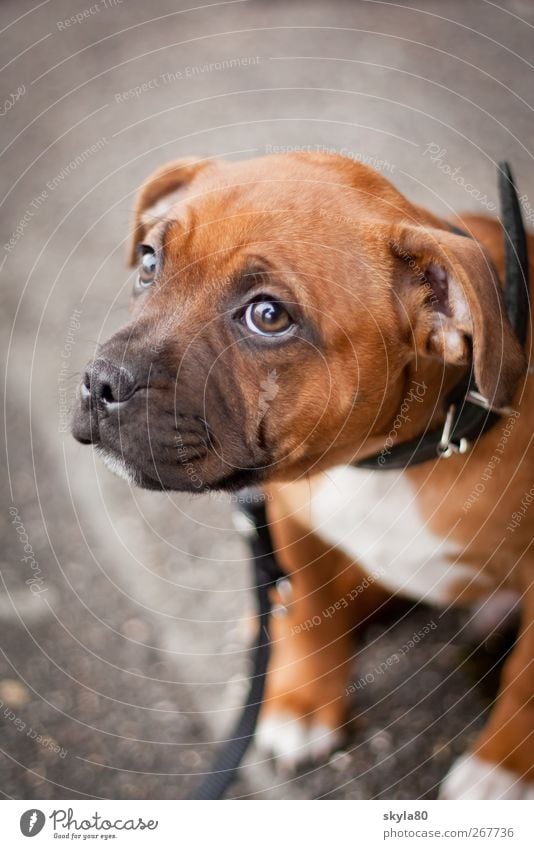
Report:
272,577,293,619
437,404,471,458
232,509,257,538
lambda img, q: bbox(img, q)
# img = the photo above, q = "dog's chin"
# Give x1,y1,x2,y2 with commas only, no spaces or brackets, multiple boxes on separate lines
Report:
97,449,162,490
96,448,262,493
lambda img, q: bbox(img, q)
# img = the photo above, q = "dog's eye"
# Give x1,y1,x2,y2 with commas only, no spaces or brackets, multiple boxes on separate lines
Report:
244,300,294,336
136,246,157,290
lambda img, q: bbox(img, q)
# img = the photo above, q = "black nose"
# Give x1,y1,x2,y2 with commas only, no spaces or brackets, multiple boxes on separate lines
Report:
83,358,136,406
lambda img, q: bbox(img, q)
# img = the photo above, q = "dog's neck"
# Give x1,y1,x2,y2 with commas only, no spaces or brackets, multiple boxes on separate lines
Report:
380,357,464,448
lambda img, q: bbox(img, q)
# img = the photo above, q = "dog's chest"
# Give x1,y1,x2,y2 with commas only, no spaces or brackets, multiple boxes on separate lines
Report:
309,465,482,605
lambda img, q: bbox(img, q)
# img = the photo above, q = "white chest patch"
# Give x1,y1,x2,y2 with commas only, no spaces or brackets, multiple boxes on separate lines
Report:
309,465,480,606
440,753,534,799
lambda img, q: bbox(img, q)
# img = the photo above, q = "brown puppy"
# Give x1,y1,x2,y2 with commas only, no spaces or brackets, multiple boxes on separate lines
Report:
72,153,533,798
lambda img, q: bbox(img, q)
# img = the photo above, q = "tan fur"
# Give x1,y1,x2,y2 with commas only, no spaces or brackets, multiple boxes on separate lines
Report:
125,153,533,792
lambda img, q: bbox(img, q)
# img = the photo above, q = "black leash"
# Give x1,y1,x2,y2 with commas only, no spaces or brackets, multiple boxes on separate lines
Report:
190,492,284,799
500,162,530,346
190,161,529,799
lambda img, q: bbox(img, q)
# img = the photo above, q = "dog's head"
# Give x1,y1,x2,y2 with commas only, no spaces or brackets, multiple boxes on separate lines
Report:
71,153,525,491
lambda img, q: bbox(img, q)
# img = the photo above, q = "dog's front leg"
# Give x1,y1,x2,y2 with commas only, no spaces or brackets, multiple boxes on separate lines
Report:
255,496,390,769
441,579,534,799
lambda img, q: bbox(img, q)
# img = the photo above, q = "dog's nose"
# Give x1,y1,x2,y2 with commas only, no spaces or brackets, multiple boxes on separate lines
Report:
83,358,136,407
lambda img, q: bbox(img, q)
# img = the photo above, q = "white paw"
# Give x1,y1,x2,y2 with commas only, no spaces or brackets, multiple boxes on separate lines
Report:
440,753,534,800
256,710,343,770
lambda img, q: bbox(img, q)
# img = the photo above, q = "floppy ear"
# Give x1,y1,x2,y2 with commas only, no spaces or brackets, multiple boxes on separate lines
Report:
128,158,209,266
389,224,526,408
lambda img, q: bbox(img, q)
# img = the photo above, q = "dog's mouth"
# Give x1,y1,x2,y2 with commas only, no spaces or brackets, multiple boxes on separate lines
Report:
72,384,266,493
71,341,274,493
95,445,262,493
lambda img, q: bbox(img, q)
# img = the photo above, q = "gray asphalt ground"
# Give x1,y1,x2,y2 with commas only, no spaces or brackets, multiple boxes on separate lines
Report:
1,0,533,800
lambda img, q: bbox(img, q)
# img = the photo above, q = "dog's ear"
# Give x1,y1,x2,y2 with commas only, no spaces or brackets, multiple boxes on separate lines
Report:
389,224,526,408
128,158,209,266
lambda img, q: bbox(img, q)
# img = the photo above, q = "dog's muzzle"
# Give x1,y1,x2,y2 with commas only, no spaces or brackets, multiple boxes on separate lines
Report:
71,352,176,489
71,332,264,493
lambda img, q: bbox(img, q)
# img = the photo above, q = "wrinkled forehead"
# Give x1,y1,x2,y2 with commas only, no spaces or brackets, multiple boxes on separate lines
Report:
136,157,408,336
144,159,381,281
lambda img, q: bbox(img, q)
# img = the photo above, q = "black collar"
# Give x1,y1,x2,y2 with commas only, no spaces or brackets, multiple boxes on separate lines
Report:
354,162,530,471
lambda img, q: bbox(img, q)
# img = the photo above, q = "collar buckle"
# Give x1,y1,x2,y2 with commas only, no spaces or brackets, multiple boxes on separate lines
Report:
437,404,471,458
